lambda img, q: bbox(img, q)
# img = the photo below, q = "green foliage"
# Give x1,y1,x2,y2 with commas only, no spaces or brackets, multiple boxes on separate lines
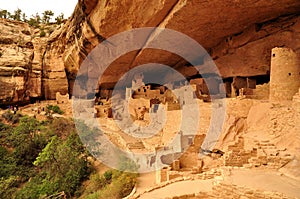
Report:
1,9,65,29
0,8,22,21
0,116,92,198
0,176,19,199
10,116,48,174
55,13,64,25
31,132,90,197
85,173,107,193
0,116,50,199
42,10,54,24
84,170,137,199
0,146,17,178
28,13,41,28
49,117,75,138
0,9,9,19
0,115,138,198
27,18,39,28
46,104,64,114
75,119,102,156
22,13,27,22
103,170,113,182
39,30,46,37
13,8,22,21
2,110,22,124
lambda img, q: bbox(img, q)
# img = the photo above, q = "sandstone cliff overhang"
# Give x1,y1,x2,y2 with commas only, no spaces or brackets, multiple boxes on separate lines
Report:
0,0,299,102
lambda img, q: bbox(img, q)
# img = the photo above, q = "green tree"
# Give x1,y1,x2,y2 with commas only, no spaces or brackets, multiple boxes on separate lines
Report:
13,8,22,21
39,30,46,37
27,13,41,27
0,9,9,19
33,134,89,197
10,116,47,169
35,13,41,24
22,13,27,22
46,105,64,115
7,11,13,20
55,13,64,25
42,10,54,24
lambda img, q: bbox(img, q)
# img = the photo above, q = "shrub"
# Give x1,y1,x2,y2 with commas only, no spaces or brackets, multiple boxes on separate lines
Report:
50,118,74,138
0,146,16,178
83,169,137,199
32,133,90,197
2,111,22,124
0,116,93,198
27,18,40,28
39,30,46,37
0,176,19,199
46,105,64,114
103,170,113,182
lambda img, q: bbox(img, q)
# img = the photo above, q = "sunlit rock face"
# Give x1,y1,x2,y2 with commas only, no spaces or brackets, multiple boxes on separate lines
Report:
0,19,68,103
1,0,300,102
56,0,300,90
0,19,41,103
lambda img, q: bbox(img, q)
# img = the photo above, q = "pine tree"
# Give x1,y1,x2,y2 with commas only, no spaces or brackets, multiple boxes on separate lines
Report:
55,13,64,25
42,10,54,24
0,10,9,19
13,8,22,21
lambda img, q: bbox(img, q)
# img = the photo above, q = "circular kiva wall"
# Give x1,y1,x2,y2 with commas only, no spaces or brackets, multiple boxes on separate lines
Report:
270,47,300,101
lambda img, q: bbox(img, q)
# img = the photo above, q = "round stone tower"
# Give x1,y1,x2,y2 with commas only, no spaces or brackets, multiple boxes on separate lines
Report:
269,47,300,101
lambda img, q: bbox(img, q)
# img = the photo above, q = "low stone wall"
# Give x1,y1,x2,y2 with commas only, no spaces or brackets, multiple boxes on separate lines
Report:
224,137,292,169
211,182,293,199
166,182,293,199
251,83,269,100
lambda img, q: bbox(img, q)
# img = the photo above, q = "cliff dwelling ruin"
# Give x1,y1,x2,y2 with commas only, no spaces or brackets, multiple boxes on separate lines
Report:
0,0,300,198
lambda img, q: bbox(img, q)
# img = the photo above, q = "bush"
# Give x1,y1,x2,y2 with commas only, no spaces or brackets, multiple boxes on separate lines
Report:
0,116,94,198
32,133,90,197
39,30,46,37
103,170,112,182
46,105,64,115
47,27,54,35
0,146,16,178
83,169,137,199
50,118,74,138
27,18,40,28
2,111,22,124
0,176,19,199
0,120,9,132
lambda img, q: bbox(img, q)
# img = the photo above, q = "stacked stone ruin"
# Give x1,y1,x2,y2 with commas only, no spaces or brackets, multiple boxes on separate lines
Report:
224,137,292,169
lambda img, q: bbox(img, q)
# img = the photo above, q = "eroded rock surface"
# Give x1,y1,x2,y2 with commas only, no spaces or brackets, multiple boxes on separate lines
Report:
1,0,300,102
53,0,300,90
0,19,69,104
0,19,37,103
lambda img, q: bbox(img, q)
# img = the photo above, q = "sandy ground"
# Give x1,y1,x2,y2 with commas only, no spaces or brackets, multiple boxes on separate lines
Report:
139,179,214,199
136,168,300,199
225,169,300,198
135,171,157,193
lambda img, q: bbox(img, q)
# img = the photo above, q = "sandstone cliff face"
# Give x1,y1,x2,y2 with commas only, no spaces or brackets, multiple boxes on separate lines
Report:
42,25,69,100
0,19,68,104
0,19,37,104
51,0,300,92
0,0,300,103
